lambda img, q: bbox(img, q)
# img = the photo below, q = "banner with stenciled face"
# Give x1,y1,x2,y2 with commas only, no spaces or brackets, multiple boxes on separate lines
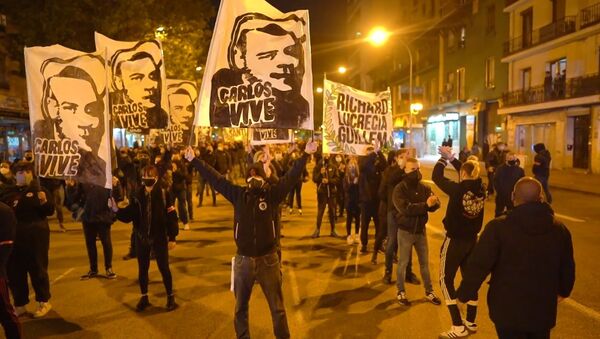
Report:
322,79,393,155
149,79,198,146
250,128,293,145
195,0,313,130
95,32,169,134
25,44,112,188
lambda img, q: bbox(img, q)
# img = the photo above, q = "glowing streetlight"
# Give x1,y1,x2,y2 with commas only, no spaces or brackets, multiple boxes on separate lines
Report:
368,27,390,47
155,26,167,40
410,102,423,113
195,66,203,72
337,66,347,74
316,87,323,94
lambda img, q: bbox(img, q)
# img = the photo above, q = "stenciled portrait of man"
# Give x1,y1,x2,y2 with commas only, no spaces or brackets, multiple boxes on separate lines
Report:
210,12,309,129
167,81,197,132
111,40,168,131
34,54,109,187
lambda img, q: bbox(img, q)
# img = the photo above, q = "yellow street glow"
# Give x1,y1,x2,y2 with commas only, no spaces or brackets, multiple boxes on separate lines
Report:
316,87,323,93
368,27,390,46
338,66,347,74
196,66,203,71
410,102,423,112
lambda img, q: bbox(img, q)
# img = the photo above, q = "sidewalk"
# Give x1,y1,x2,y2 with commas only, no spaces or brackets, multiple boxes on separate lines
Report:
419,155,600,195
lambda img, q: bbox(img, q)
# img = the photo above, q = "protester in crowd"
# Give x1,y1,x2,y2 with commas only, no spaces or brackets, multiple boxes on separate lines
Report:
184,140,317,339
170,161,189,230
215,142,232,181
493,152,525,217
0,161,54,318
458,147,471,163
433,147,486,339
380,150,419,285
175,150,194,223
359,143,386,253
485,142,508,196
344,156,361,245
533,143,553,204
0,201,20,338
285,148,307,215
67,179,119,280
39,178,66,232
113,165,179,312
457,177,575,339
392,158,442,307
312,154,340,238
333,154,346,218
470,142,480,160
198,145,217,207
0,162,14,187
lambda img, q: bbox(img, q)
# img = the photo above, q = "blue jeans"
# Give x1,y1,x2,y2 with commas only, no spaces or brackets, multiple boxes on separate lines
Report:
396,229,433,293
234,253,289,339
386,212,413,276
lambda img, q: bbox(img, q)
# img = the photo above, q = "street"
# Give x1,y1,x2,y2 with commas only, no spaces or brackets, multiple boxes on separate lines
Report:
16,165,600,339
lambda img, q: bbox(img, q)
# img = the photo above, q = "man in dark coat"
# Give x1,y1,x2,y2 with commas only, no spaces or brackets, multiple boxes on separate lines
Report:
493,152,525,217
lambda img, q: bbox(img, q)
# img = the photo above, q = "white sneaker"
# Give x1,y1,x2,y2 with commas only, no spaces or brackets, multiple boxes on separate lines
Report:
298,209,302,215
463,319,478,333
14,306,27,317
288,208,293,214
183,223,190,230
33,302,52,318
346,234,354,245
439,325,469,338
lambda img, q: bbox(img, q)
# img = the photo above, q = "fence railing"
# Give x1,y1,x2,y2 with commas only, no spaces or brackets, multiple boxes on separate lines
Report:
581,2,600,29
503,16,576,56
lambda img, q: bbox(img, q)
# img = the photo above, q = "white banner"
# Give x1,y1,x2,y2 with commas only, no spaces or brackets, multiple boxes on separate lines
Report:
149,79,198,146
250,128,293,146
25,45,112,188
195,0,313,130
95,32,169,134
322,79,393,155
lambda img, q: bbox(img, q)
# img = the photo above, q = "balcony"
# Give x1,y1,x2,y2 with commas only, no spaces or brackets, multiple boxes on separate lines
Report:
505,0,519,7
501,73,600,107
503,16,576,56
581,2,600,29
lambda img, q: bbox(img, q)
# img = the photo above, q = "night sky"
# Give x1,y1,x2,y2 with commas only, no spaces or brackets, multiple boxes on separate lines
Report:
209,0,348,75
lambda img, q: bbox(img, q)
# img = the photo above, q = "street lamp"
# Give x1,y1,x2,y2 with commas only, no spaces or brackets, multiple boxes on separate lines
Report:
155,26,167,40
195,66,203,72
338,66,347,74
367,27,390,47
316,87,323,94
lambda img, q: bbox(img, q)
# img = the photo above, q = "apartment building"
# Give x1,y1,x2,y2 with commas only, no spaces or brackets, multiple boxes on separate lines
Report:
500,0,600,173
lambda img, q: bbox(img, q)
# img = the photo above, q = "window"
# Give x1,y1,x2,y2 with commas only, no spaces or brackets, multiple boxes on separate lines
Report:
486,5,496,33
0,54,8,89
457,68,466,100
430,0,435,17
448,30,456,49
459,26,466,48
522,68,531,90
485,57,495,88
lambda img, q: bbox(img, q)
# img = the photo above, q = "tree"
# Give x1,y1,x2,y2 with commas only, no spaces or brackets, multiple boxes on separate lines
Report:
1,0,215,81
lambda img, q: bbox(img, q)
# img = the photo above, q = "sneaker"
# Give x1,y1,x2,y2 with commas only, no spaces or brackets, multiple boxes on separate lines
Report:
183,223,190,231
14,306,27,317
397,291,411,306
33,302,51,318
360,246,368,253
298,209,302,215
166,295,178,311
406,272,422,285
80,271,98,280
370,255,377,265
136,295,151,312
426,292,442,305
439,325,469,338
346,234,354,245
106,268,117,280
122,253,136,261
463,319,478,333
382,272,392,285
311,228,320,238
289,208,294,214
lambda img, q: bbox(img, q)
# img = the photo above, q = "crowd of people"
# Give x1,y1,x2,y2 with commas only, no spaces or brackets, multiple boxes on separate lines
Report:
0,137,574,339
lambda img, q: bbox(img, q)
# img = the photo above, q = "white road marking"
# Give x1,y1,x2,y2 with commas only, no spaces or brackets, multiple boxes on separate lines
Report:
563,299,600,322
52,267,74,284
555,213,586,223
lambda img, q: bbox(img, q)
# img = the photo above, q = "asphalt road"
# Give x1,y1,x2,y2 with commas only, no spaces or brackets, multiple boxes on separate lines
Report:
13,163,600,339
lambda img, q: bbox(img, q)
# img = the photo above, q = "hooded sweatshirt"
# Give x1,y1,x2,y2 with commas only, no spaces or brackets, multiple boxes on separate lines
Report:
457,202,575,331
533,143,552,178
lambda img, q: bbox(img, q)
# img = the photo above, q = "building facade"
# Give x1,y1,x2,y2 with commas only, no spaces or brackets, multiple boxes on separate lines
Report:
0,11,29,162
500,0,600,173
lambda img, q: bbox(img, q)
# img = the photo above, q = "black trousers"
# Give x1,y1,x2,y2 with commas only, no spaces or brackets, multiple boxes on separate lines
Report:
335,184,345,216
185,184,194,219
439,236,477,302
487,170,495,195
198,177,216,206
136,236,173,296
495,194,514,217
316,193,336,231
82,222,113,272
496,328,550,339
0,278,20,339
8,226,51,306
372,202,388,256
360,201,380,248
345,206,360,235
287,182,303,209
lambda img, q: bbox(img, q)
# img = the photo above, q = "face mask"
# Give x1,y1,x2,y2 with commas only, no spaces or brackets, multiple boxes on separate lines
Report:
15,172,33,186
0,168,9,176
405,169,422,184
335,156,342,162
24,156,33,162
246,177,265,191
142,177,157,187
508,160,517,166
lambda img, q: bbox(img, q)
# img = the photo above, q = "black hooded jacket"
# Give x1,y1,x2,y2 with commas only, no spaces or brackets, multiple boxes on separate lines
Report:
432,158,486,239
457,202,575,331
533,143,552,178
191,153,309,257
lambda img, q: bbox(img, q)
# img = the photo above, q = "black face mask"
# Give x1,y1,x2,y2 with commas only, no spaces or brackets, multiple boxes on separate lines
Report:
247,177,265,191
405,170,422,184
508,160,517,166
142,178,157,187
24,156,33,162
